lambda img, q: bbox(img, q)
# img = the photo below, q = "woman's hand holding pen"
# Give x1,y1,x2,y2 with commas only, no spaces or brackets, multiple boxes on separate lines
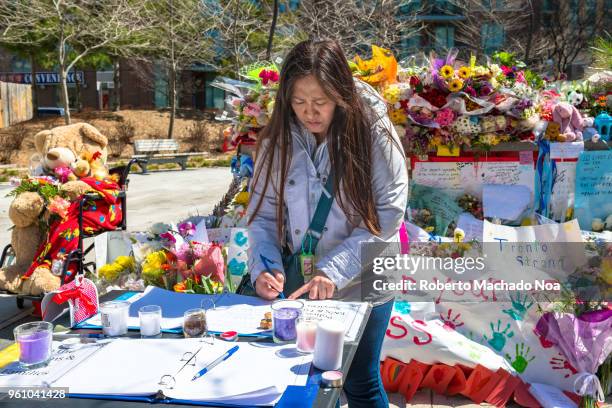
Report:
255,270,285,300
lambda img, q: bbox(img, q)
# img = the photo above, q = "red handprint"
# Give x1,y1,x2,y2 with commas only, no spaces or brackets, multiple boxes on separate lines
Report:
550,354,578,378
440,309,464,331
533,328,554,348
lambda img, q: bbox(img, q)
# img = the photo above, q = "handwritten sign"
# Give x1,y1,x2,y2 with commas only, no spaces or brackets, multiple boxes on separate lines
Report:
574,151,612,230
413,160,535,198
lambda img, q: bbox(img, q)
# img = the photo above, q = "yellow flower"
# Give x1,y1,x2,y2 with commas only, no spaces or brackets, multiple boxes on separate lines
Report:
453,228,466,243
473,65,489,76
99,263,122,282
439,65,454,79
602,257,612,286
458,66,471,79
115,256,135,271
382,84,401,104
142,251,167,283
448,79,464,92
233,191,250,206
389,108,407,125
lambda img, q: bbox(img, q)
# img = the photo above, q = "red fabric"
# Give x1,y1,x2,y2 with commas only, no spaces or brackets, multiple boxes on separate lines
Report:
23,177,122,282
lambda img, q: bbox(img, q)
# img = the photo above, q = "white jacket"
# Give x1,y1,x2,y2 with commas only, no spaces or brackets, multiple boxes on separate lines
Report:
247,79,409,296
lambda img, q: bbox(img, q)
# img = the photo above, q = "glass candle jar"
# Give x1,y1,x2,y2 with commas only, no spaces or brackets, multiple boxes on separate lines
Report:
183,308,207,338
271,300,303,344
100,301,129,337
13,321,53,368
139,305,162,338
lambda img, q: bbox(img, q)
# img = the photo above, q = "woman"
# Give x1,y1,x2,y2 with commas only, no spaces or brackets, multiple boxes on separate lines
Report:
247,39,408,408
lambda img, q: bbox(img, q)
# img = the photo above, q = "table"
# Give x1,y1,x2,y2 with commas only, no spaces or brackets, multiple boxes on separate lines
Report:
0,290,372,408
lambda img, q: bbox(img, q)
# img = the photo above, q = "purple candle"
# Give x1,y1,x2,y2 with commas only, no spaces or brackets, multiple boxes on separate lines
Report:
273,308,300,341
271,300,303,344
14,321,53,367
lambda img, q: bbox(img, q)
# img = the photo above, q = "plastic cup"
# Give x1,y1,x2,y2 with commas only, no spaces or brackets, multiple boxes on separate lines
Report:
295,317,317,353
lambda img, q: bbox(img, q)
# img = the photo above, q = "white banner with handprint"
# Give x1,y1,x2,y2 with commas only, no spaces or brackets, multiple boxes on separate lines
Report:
381,220,586,392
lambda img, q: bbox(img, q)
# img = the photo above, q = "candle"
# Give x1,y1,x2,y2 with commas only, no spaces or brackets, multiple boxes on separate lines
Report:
296,319,317,353
139,305,162,338
13,322,53,367
100,301,129,337
183,308,207,338
271,300,303,344
313,320,345,371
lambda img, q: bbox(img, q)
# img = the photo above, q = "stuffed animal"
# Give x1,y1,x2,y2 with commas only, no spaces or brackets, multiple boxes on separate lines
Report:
567,90,584,106
0,123,109,296
551,102,584,142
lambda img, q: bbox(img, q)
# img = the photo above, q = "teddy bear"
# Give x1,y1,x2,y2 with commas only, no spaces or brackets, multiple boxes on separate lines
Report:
551,102,585,142
0,123,110,296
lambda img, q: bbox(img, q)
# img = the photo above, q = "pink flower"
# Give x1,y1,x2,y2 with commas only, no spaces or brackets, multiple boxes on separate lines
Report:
48,196,71,219
178,222,195,237
54,166,73,183
434,108,455,126
259,69,279,85
243,103,261,117
515,71,526,84
159,232,176,245
9,177,21,187
500,65,513,75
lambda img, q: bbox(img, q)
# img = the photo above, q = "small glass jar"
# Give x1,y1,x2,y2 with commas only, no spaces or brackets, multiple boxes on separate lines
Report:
139,305,162,338
100,301,130,337
14,321,53,368
183,308,207,338
271,300,303,344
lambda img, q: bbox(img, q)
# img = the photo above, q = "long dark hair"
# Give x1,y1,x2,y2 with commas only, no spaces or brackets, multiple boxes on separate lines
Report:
249,39,387,240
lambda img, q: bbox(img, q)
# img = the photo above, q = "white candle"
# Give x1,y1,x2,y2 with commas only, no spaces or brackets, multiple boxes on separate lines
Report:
313,320,345,371
100,301,129,337
140,313,161,337
296,320,317,353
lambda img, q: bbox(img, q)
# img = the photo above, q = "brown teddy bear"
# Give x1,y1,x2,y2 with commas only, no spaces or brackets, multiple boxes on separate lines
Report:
0,123,110,296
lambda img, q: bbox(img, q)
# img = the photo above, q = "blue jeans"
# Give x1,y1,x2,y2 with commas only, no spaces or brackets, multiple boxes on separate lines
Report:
343,299,393,408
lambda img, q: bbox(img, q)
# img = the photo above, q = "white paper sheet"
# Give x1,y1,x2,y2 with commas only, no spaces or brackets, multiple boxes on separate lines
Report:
529,383,578,408
55,338,311,404
456,212,484,241
483,184,532,221
0,342,105,387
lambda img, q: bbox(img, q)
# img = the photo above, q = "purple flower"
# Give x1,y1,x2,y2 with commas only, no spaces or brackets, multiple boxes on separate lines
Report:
178,222,196,237
175,242,195,264
479,84,493,97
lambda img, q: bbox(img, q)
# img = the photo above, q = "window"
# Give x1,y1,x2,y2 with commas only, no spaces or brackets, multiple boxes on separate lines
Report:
482,23,504,54
11,56,30,73
205,76,225,109
434,25,455,50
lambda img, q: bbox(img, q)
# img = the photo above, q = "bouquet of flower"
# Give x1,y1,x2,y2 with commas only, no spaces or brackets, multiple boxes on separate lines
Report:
212,62,280,151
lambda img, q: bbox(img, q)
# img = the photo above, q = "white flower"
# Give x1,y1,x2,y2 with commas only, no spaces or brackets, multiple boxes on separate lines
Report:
149,222,172,236
489,64,502,78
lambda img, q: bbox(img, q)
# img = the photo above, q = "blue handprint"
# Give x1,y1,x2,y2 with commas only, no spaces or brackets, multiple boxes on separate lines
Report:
483,320,514,352
234,231,248,246
228,258,246,276
394,300,411,315
502,292,534,321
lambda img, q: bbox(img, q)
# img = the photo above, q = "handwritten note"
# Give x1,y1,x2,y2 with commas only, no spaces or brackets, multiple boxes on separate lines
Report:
574,151,612,230
409,184,463,236
550,141,584,160
413,160,535,198
550,161,577,222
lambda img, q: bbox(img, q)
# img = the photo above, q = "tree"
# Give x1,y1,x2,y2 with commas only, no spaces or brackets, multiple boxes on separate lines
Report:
292,0,424,58
139,0,216,139
0,0,149,124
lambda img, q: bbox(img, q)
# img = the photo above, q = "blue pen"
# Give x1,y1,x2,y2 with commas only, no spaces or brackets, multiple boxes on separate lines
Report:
191,345,240,381
260,254,285,299
54,333,106,339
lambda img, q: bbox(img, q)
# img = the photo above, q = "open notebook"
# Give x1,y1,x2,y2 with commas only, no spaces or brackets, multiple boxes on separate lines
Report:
78,286,369,341
0,338,312,406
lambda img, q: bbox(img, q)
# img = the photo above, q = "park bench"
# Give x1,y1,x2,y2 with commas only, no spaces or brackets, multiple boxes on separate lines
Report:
132,139,193,173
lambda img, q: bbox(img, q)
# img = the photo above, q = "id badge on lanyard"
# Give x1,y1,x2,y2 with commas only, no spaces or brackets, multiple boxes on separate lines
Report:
300,234,315,282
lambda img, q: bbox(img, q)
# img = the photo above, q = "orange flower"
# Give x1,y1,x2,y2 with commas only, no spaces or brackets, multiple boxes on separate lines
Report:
173,282,186,292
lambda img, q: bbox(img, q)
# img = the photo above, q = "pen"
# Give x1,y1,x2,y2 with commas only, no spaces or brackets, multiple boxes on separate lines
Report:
53,333,106,339
260,254,285,299
191,345,240,381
